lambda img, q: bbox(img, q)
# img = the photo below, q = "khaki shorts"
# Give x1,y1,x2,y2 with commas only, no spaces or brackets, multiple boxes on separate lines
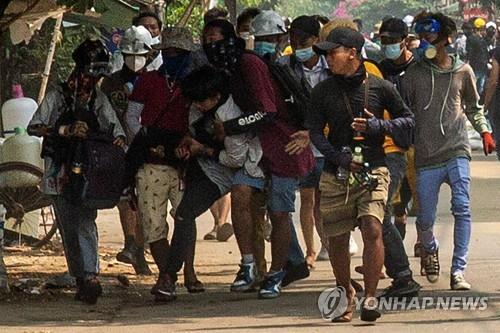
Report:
136,164,183,244
319,167,390,237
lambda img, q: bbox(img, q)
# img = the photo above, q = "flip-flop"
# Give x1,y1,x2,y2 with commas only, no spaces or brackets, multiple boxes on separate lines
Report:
216,223,234,242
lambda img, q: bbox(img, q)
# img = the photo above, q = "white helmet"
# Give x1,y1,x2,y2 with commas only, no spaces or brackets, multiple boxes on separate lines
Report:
251,10,286,37
120,25,153,55
403,15,414,28
486,21,497,30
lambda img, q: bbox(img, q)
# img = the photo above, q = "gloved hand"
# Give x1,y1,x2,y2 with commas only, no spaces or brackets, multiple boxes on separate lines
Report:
481,132,496,156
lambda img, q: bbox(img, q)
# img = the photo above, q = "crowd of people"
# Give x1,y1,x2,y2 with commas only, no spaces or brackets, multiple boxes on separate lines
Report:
11,6,498,323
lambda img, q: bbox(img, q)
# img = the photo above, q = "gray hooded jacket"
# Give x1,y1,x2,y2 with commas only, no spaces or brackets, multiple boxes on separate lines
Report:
401,55,489,168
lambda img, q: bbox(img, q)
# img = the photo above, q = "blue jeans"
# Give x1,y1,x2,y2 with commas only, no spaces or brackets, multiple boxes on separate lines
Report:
416,157,471,274
288,214,304,266
475,69,487,96
53,196,99,279
383,153,412,280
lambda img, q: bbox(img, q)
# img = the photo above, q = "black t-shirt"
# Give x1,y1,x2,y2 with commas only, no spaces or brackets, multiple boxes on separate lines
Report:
466,34,490,73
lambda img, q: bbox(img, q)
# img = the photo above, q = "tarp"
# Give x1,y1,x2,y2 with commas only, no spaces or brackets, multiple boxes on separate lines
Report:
1,0,66,45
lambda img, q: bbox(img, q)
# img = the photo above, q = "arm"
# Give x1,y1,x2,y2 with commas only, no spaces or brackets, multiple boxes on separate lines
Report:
28,90,57,137
222,55,278,136
483,58,499,110
306,90,352,169
364,83,415,137
463,66,490,134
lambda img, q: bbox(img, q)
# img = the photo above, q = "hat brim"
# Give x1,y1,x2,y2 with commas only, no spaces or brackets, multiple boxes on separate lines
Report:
379,31,406,38
313,41,341,55
153,41,196,51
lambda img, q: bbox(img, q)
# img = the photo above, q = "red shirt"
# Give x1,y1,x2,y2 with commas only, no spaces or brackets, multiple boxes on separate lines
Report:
129,70,189,134
231,53,314,178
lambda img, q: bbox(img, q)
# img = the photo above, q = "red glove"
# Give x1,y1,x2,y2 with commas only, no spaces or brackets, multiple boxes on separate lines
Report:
481,132,496,156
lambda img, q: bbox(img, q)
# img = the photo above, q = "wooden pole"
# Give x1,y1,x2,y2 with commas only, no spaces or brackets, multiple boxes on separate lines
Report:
176,0,198,27
37,13,63,105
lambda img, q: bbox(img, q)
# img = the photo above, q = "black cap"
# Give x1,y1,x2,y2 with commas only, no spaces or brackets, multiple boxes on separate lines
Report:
379,18,408,39
313,27,364,54
290,15,321,37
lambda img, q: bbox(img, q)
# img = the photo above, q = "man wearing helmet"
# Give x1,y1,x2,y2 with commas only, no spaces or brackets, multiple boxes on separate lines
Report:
28,39,126,305
466,17,490,95
100,25,158,276
251,10,288,60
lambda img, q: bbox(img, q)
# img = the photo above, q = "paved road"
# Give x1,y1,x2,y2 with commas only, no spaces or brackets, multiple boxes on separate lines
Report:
0,152,499,332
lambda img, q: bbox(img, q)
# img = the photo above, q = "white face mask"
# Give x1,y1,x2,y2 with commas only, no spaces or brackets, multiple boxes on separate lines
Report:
124,55,147,72
151,36,161,45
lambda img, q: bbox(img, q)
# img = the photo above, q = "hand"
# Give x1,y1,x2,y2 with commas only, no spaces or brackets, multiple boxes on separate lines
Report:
213,120,226,142
285,130,310,155
351,109,374,133
349,161,364,173
481,132,496,156
188,138,205,156
113,136,126,148
175,146,191,160
69,121,89,138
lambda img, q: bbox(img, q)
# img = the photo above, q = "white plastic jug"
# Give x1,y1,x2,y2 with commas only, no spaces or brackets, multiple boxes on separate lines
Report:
1,85,38,136
0,127,43,188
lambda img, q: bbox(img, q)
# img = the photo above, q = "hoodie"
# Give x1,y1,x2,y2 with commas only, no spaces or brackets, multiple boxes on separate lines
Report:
401,54,489,168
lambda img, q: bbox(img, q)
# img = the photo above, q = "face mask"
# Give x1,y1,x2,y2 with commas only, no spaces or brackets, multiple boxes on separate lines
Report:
417,39,437,59
162,52,190,77
124,55,147,72
383,43,403,60
295,47,315,62
203,38,242,71
239,32,251,40
254,41,277,57
151,36,160,45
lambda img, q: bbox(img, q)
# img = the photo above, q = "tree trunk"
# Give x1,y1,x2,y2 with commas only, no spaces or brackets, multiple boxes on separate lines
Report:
176,0,198,27
224,0,236,24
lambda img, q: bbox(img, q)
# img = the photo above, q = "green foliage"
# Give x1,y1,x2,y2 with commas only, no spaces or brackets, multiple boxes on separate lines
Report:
351,0,430,32
165,0,205,38
274,0,338,18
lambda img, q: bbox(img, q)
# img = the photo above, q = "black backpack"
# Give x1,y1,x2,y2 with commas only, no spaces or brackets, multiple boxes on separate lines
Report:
260,55,311,129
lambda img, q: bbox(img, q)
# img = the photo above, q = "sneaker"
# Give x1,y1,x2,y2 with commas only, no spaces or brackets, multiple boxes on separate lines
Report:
450,272,471,290
421,250,440,283
258,270,286,299
80,277,102,305
203,227,217,241
349,235,358,257
281,261,310,288
360,297,381,322
316,245,329,261
230,262,256,292
379,277,421,298
154,273,177,302
216,223,234,242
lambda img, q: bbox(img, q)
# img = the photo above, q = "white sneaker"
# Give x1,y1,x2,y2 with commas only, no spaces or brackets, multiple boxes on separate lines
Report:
450,272,471,290
349,235,359,257
316,245,329,261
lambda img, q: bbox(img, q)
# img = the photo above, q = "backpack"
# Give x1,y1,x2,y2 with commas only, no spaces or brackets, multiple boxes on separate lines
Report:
261,55,311,128
64,134,126,210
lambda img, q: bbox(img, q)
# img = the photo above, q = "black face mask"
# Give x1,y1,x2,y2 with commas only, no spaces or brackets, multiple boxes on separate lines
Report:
203,38,243,72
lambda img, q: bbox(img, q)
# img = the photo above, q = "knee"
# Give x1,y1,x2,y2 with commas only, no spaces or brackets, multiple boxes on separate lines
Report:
451,197,470,216
231,185,252,210
360,217,383,242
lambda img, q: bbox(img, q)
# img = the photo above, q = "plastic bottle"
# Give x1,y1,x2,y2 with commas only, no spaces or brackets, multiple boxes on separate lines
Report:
1,85,38,136
352,146,364,164
0,127,43,187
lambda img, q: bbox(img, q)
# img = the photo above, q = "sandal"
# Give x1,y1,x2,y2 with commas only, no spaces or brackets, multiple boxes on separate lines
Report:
185,279,205,293
331,287,355,323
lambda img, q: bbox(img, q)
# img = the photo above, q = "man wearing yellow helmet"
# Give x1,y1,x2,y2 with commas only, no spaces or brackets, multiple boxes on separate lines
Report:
466,17,490,95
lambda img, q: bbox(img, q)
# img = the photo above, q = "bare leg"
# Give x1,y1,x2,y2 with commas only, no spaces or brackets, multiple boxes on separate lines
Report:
149,238,169,273
251,191,267,278
269,211,290,272
210,194,231,227
231,185,255,256
359,216,384,299
300,187,316,266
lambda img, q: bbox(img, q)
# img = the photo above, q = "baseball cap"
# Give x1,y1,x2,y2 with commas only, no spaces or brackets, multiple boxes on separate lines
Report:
379,18,408,39
290,15,321,37
313,27,364,54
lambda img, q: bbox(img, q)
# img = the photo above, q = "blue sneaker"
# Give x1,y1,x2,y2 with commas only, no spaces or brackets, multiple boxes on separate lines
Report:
230,262,256,292
258,270,286,299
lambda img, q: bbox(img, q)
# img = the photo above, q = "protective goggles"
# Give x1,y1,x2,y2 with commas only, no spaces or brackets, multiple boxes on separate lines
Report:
415,19,441,34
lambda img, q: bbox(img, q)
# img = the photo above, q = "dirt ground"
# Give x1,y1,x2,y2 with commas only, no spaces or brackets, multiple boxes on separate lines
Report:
1,153,500,333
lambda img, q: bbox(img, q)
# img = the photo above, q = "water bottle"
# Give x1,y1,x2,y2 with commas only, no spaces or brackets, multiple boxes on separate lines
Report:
352,146,363,164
